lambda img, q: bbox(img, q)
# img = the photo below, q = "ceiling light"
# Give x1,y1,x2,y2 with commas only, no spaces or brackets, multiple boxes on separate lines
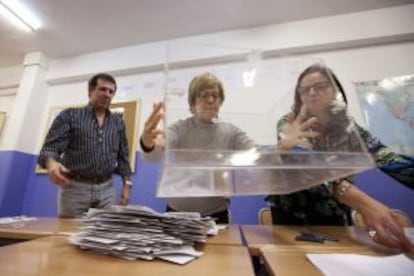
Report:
0,0,41,32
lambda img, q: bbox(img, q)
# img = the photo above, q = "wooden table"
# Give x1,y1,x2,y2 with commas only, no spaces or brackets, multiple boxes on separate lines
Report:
240,225,364,256
0,217,79,240
262,250,327,276
0,236,255,276
0,218,243,245
242,225,395,276
206,225,243,246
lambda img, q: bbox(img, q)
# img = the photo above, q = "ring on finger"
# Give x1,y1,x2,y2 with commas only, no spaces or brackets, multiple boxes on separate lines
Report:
368,229,377,239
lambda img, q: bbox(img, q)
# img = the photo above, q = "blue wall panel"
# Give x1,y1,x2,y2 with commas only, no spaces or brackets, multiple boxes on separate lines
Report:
230,195,267,224
19,153,266,224
22,172,59,217
0,151,14,205
1,151,412,225
355,168,414,222
0,151,34,216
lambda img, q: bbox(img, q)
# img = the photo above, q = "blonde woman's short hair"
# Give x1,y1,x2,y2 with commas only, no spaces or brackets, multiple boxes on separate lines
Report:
188,72,225,113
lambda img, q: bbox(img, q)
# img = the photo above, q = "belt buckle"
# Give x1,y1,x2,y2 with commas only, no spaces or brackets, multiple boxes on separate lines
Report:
93,176,103,184
95,176,110,184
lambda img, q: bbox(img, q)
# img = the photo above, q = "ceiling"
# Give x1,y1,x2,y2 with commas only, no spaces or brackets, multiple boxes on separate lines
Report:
1,0,413,67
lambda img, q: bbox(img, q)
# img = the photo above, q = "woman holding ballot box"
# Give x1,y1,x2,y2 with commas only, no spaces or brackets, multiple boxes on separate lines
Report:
140,72,254,224
267,64,414,252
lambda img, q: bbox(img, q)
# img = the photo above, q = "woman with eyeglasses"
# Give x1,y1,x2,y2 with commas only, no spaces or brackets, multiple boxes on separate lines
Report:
266,64,414,252
140,72,254,223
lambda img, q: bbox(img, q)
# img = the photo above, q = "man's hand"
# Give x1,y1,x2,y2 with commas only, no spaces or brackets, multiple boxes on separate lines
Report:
141,102,165,150
119,185,131,206
45,158,70,187
278,105,320,150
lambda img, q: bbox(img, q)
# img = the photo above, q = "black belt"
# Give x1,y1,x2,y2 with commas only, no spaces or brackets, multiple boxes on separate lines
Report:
69,174,112,184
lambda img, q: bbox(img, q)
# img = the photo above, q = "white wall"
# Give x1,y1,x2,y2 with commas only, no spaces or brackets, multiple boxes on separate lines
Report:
0,92,16,111
43,41,414,148
0,65,23,89
0,93,16,146
2,4,414,153
0,65,22,113
0,65,22,148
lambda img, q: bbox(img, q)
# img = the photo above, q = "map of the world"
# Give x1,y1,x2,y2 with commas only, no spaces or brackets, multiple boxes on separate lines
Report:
355,75,414,155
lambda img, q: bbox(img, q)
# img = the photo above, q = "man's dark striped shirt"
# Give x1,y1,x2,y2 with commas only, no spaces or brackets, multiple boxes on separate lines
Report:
38,105,131,178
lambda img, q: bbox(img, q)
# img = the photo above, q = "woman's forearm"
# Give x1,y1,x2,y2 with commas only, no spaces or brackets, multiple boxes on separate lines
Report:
333,179,375,213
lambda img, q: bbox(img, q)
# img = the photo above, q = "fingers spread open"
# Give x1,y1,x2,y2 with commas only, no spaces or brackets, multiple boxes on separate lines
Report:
300,117,318,130
286,112,295,123
295,104,308,123
301,130,320,139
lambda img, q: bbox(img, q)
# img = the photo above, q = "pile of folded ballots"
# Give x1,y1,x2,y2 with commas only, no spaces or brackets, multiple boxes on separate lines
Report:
69,205,216,264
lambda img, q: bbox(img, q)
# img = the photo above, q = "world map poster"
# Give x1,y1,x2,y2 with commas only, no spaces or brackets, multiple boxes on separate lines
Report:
354,75,414,155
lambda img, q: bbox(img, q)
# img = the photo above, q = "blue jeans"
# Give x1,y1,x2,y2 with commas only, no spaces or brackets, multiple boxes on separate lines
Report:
58,179,115,218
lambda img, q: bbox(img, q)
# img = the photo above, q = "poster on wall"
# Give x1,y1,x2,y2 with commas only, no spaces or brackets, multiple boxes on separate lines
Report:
35,99,140,173
354,75,414,155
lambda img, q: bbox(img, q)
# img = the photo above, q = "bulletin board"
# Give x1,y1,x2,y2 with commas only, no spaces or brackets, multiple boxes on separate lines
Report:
35,99,140,173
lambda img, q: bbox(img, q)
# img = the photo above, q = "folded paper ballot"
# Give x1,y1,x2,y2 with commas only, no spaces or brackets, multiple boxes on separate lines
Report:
0,215,37,228
69,205,218,264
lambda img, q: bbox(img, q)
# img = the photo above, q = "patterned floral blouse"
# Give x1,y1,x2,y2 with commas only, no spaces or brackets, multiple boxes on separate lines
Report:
266,115,414,226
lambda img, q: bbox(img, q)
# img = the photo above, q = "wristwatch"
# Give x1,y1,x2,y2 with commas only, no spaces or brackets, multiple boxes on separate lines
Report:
125,180,133,187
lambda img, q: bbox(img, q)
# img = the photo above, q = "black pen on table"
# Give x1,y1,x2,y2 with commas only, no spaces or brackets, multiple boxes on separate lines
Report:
297,232,339,242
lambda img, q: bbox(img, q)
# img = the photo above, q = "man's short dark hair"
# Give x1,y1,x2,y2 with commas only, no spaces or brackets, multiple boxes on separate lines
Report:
88,73,117,92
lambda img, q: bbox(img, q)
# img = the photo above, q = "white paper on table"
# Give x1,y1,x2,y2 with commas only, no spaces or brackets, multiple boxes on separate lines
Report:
78,236,119,244
216,224,229,231
155,246,203,264
306,253,414,276
154,245,203,257
157,255,198,265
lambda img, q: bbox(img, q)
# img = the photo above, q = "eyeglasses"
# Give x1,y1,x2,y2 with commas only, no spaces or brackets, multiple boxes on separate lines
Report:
198,91,221,102
298,81,331,96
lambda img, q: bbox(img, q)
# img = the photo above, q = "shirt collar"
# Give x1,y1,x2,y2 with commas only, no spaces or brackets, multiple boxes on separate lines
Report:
86,103,111,117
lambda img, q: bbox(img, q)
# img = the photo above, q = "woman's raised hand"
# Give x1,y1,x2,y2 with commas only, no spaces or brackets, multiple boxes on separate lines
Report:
141,102,165,149
278,105,320,150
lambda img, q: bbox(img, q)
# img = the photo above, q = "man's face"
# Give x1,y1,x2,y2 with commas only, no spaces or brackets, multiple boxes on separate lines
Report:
89,78,116,110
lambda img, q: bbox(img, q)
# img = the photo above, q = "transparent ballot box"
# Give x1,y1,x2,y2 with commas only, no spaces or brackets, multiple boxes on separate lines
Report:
156,43,374,197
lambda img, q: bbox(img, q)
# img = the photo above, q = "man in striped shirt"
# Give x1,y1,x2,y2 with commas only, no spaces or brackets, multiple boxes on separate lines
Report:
38,73,132,218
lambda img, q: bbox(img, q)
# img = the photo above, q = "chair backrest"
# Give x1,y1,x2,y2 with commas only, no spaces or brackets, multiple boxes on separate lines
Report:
258,207,272,225
352,209,412,228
